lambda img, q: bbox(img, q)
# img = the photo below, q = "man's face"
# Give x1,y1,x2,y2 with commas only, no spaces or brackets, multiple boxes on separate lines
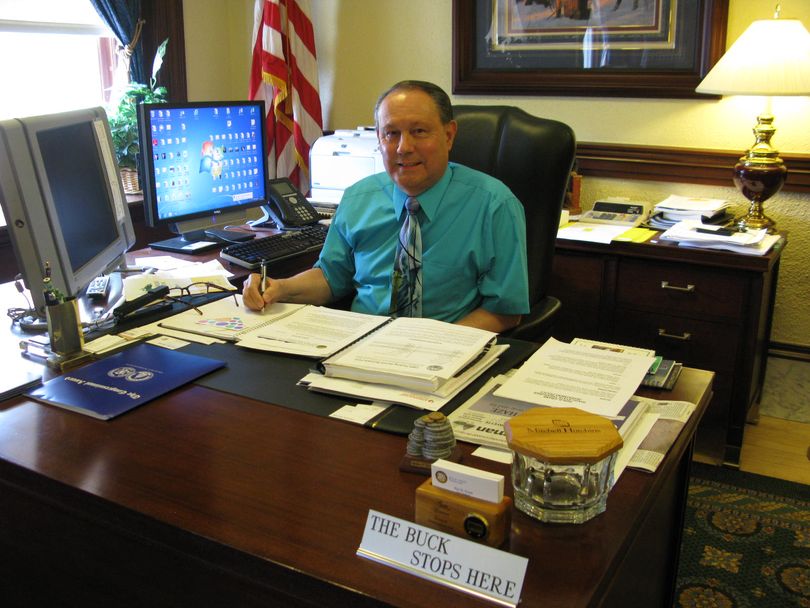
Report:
376,89,457,197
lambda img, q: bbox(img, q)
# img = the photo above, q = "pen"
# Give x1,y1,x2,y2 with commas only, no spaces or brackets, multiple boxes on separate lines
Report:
260,260,267,292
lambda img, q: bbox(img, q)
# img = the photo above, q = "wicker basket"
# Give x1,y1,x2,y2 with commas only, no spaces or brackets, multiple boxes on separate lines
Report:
120,168,141,194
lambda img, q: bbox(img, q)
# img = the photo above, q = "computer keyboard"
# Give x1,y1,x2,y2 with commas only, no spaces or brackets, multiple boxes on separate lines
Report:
219,223,329,270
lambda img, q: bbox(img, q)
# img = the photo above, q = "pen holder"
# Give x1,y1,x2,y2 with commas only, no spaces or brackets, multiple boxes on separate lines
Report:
46,298,85,356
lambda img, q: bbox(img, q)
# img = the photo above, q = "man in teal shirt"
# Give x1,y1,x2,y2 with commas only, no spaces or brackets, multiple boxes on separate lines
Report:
243,80,529,333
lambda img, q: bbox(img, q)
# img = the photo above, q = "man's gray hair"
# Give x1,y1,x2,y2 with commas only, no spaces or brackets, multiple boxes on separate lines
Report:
374,80,454,126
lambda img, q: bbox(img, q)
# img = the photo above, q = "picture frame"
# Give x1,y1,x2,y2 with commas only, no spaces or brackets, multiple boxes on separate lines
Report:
453,0,729,98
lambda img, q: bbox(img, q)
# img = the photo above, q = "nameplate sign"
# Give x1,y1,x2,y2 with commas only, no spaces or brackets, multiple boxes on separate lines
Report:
356,510,527,607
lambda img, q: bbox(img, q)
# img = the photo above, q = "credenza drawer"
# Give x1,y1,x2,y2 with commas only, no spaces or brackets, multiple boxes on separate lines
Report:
615,259,746,320
611,308,739,373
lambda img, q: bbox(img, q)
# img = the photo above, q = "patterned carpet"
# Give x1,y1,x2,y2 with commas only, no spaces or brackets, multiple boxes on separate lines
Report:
674,462,810,608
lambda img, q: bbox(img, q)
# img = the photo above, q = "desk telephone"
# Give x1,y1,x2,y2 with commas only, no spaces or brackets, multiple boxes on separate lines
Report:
266,177,320,228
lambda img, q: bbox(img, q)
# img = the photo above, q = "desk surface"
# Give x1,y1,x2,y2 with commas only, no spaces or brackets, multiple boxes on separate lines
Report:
127,227,320,289
0,348,713,607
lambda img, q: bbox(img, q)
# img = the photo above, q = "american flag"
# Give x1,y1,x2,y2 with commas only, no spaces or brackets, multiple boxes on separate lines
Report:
250,0,323,195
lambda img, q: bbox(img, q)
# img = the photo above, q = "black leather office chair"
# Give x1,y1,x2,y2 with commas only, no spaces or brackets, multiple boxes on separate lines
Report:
449,105,576,343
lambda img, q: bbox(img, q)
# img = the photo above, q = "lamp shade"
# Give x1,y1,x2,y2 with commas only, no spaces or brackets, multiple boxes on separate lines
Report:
696,19,810,96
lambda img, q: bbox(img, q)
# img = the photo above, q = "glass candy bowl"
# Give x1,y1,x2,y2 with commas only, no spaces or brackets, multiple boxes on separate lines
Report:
505,407,623,524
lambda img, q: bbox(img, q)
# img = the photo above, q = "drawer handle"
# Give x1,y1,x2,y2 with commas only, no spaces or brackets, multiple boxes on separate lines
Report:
658,329,692,341
660,281,695,293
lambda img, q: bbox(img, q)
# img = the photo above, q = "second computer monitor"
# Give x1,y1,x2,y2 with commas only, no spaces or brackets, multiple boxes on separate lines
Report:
0,106,135,314
139,100,269,252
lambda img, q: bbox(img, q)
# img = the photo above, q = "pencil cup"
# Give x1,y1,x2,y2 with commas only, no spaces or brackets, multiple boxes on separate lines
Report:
46,298,85,355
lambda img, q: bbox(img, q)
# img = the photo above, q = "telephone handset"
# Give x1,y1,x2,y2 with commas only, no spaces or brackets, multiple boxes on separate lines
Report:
265,177,320,229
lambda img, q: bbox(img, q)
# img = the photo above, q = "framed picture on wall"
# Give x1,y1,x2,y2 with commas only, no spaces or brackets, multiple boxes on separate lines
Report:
453,0,729,98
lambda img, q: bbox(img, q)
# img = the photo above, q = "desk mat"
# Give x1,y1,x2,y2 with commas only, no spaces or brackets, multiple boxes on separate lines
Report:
184,338,537,436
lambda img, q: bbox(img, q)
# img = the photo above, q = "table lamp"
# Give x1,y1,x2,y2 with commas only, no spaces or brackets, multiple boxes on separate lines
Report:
695,6,810,232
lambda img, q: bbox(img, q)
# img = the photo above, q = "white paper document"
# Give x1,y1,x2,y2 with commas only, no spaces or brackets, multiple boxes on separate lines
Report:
237,305,389,357
492,338,651,417
556,222,631,244
329,402,388,424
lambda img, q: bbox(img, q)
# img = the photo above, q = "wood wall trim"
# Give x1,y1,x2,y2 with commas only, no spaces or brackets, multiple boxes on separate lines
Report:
140,0,188,102
576,143,810,193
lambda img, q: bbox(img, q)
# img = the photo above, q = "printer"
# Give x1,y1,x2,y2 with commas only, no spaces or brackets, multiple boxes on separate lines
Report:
309,128,384,208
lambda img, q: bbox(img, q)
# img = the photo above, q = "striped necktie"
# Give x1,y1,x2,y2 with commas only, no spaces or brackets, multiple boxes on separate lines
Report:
390,196,422,317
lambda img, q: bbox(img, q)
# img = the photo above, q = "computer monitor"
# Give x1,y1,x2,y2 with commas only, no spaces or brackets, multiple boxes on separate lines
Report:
0,106,136,315
138,100,269,253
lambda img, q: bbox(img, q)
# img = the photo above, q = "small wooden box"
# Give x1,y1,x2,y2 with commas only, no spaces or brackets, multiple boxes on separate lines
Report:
415,478,511,548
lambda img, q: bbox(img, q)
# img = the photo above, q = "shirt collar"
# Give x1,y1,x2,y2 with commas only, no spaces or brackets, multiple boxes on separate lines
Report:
392,165,453,222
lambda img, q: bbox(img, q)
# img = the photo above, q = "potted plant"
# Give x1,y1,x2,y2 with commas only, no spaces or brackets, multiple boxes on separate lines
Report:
107,39,169,193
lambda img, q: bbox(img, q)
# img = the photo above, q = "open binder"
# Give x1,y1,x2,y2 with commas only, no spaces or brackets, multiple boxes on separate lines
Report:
159,297,389,358
316,318,497,393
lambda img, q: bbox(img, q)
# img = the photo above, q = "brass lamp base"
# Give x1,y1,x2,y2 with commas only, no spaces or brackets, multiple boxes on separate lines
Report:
732,113,787,234
733,161,786,232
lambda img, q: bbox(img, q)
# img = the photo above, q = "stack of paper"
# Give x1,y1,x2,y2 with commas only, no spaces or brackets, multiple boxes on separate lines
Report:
659,220,781,256
302,318,507,411
448,339,697,478
649,195,732,230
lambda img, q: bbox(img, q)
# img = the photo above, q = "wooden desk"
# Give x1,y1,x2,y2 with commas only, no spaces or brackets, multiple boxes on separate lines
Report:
0,349,712,607
550,234,783,468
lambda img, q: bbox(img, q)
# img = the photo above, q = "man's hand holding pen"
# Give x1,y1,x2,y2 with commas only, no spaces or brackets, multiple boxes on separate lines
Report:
242,267,333,312
243,265,284,311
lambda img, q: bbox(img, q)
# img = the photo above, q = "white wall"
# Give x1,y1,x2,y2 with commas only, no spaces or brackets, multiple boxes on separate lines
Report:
184,0,810,347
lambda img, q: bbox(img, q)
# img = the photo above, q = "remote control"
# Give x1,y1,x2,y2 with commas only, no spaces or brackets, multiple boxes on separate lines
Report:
86,275,110,300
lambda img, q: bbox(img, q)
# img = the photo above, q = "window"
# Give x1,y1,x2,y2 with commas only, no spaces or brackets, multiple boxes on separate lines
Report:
0,0,124,227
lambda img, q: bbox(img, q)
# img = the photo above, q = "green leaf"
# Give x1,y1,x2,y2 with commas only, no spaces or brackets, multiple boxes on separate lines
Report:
151,38,169,88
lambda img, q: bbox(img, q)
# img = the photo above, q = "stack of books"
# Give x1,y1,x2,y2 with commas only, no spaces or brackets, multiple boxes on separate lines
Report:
648,195,732,230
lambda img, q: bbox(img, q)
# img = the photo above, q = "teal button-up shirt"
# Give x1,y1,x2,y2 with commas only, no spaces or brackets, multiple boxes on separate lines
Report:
315,163,529,322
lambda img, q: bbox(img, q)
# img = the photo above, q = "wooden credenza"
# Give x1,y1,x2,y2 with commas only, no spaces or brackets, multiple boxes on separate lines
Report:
550,233,785,468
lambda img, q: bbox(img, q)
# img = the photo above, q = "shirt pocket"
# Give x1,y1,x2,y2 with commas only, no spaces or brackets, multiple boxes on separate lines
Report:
424,258,479,303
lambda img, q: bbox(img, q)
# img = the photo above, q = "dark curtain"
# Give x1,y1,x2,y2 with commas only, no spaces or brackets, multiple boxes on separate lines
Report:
89,0,146,85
